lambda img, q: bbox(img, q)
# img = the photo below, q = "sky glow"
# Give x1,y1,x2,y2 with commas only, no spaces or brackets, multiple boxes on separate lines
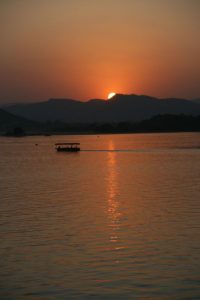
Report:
0,0,200,103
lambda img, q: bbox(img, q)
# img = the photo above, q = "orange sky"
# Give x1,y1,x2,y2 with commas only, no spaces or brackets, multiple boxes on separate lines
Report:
0,0,200,103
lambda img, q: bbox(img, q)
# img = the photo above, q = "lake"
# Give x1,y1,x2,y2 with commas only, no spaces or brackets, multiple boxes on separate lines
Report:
0,132,200,299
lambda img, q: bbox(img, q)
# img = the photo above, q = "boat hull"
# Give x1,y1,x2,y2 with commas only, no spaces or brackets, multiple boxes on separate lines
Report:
56,147,80,152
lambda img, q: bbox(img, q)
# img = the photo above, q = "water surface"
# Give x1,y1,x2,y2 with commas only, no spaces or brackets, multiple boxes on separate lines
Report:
0,133,200,299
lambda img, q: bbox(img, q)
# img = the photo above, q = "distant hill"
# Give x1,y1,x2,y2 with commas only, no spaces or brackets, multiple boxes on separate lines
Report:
192,99,200,104
0,108,38,132
3,94,200,123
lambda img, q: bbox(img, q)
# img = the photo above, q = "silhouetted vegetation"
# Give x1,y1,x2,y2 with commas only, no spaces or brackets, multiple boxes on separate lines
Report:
5,127,26,137
1,111,200,136
132,114,200,133
35,114,200,134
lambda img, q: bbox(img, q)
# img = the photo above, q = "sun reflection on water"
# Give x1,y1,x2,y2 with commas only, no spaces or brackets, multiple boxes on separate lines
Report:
107,141,121,244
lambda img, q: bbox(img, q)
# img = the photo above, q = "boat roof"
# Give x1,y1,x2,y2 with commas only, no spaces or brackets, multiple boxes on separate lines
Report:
55,143,80,145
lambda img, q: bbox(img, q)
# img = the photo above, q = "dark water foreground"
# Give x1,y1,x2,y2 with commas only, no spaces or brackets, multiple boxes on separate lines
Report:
0,133,200,299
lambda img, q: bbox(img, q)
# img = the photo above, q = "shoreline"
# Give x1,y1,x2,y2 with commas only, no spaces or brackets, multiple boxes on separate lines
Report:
1,129,200,137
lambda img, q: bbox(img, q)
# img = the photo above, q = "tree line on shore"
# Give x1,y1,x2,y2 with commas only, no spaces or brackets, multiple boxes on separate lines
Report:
2,114,200,136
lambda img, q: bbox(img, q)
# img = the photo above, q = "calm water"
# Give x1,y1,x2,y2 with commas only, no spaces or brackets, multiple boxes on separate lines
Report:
0,132,200,299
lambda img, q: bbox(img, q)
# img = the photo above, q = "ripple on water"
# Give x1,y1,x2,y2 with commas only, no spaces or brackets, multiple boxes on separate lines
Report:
0,133,200,299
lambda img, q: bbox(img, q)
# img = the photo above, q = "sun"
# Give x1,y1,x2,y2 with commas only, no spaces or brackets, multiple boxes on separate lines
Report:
107,92,116,99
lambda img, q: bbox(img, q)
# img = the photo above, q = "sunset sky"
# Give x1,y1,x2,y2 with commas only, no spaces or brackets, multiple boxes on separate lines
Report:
0,0,200,103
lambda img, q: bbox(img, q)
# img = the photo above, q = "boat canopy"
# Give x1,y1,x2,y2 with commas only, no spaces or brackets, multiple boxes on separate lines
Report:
55,143,80,145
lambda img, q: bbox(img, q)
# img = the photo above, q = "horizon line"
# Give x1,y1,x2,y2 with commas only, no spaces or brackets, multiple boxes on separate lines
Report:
1,93,199,106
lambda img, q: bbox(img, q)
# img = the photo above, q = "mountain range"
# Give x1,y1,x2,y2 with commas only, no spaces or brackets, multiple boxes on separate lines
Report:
0,108,37,130
2,94,200,123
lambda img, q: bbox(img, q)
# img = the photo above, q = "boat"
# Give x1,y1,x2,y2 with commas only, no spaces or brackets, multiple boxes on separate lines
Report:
55,142,80,152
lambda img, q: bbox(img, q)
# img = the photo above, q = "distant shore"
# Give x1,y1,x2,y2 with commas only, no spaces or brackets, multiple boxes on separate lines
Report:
1,129,200,138
1,114,200,137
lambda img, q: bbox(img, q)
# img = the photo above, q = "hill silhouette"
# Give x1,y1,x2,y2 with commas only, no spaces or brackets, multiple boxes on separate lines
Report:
2,94,200,123
0,108,38,135
193,99,200,104
1,107,200,135
0,108,37,127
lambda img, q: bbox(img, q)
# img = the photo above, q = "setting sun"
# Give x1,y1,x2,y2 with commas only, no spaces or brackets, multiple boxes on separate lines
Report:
108,92,116,99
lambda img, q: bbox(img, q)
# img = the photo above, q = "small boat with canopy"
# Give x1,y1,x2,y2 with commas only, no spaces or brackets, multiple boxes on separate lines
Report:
55,143,80,152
